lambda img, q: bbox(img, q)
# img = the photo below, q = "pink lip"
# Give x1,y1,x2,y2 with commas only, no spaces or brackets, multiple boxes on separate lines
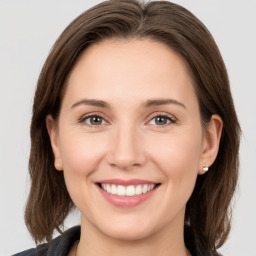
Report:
96,180,160,207
96,179,157,186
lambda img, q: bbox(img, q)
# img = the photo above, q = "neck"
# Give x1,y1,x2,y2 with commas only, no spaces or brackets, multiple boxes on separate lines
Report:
76,213,189,256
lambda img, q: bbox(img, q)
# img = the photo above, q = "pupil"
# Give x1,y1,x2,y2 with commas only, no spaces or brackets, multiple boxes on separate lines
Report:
156,116,167,125
91,116,102,125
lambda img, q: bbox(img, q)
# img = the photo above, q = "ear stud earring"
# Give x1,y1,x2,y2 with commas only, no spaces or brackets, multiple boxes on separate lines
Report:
55,162,62,170
202,165,209,172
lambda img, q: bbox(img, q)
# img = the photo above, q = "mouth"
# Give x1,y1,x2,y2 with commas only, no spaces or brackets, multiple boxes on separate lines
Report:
97,183,160,196
95,180,161,207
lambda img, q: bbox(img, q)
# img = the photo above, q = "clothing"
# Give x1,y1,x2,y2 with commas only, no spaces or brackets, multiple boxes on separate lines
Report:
12,226,80,256
13,225,221,256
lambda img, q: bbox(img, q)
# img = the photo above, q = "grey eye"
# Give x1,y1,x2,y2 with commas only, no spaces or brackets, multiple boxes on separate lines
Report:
154,116,169,125
85,116,105,126
148,115,175,126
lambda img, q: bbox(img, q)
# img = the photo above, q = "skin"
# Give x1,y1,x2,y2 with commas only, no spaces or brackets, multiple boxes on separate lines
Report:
47,39,222,256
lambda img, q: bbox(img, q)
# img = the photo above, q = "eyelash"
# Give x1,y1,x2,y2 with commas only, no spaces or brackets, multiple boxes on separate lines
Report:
78,112,177,127
147,114,177,127
78,113,108,127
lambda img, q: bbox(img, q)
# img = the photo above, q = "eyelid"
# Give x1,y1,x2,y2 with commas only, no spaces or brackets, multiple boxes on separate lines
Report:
77,111,177,127
146,112,177,126
77,112,110,126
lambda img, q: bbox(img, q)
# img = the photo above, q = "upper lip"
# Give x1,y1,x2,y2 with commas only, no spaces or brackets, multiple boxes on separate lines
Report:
96,179,160,186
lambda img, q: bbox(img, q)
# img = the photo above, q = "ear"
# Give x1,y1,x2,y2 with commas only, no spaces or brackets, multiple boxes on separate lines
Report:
198,114,223,175
46,115,63,171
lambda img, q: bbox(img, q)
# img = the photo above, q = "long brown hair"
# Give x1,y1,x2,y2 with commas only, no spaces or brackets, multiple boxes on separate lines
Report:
25,0,240,255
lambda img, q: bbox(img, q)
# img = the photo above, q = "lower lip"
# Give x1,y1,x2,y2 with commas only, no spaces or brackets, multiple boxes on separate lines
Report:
97,185,159,207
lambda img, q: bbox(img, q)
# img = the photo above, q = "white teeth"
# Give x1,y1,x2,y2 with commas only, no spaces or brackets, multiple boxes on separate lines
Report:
135,185,142,195
117,185,126,196
142,184,148,193
111,184,117,194
101,183,157,196
126,185,135,196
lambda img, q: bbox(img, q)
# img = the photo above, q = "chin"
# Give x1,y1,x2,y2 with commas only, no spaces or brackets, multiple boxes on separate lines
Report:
99,220,156,241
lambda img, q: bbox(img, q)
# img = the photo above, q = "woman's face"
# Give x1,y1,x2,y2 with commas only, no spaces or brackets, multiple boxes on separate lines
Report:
48,39,210,240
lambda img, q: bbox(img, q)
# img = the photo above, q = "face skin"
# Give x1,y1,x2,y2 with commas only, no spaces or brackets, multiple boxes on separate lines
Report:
47,39,222,256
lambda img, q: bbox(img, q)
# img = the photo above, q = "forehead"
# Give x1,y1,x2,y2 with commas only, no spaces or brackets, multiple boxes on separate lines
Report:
63,38,197,109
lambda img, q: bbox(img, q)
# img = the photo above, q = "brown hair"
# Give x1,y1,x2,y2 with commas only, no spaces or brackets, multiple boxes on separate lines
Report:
25,0,240,255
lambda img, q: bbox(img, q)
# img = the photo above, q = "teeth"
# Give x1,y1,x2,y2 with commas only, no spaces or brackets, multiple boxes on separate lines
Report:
101,183,157,196
142,184,148,193
111,184,117,194
117,185,125,196
106,184,111,193
135,185,142,195
126,185,135,196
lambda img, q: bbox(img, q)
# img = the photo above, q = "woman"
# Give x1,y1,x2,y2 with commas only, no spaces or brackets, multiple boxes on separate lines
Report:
14,0,240,255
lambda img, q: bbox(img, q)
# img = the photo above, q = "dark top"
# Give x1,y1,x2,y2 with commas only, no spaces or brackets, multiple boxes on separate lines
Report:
13,225,220,256
12,226,80,256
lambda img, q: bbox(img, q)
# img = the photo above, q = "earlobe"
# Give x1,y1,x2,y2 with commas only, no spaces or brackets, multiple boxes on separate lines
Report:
46,115,63,171
198,114,223,175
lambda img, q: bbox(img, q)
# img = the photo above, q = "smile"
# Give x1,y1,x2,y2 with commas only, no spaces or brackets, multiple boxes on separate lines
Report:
96,180,160,207
100,183,157,196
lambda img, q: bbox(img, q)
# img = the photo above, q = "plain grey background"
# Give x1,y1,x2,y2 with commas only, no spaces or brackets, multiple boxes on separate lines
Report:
0,0,255,255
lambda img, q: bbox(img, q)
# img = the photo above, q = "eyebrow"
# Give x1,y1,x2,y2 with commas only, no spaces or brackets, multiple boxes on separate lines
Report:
71,99,111,109
142,99,186,109
71,98,186,109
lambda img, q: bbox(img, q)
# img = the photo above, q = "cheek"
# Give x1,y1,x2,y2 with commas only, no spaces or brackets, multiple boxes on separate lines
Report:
59,132,107,175
149,133,201,172
147,130,202,197
150,135,201,219
59,131,108,208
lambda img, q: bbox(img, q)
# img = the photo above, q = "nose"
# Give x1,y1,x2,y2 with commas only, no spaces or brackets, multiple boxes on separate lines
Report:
107,125,147,170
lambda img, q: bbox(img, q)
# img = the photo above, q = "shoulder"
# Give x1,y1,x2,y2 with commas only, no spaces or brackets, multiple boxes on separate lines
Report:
12,226,80,256
12,248,37,256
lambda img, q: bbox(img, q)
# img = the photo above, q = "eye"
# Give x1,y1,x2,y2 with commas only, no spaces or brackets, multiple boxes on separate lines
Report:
148,115,176,126
83,115,106,126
